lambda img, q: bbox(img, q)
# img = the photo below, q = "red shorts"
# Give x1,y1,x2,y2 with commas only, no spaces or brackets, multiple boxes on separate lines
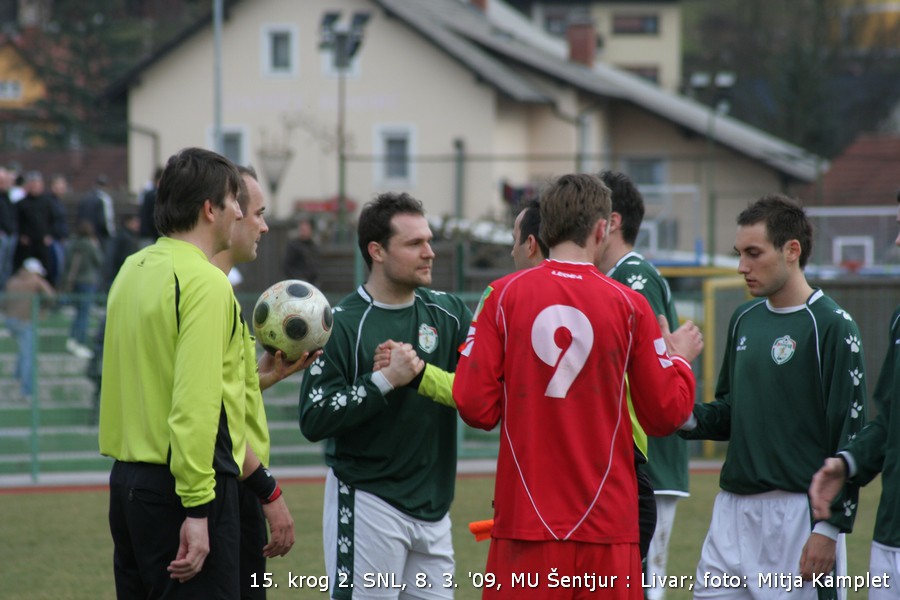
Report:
481,539,642,600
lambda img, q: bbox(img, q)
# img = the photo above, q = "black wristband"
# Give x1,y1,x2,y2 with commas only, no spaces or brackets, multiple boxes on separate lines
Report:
185,501,211,519
408,362,426,390
243,464,278,501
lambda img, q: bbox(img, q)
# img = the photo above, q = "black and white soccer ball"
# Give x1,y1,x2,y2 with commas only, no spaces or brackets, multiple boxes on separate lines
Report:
252,279,333,362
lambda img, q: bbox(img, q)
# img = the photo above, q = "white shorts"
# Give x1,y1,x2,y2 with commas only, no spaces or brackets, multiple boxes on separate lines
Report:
694,490,846,600
867,542,900,600
323,469,455,600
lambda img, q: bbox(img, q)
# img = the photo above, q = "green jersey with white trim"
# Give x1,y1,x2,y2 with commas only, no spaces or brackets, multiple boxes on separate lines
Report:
844,307,900,546
609,251,689,496
299,285,472,521
684,290,866,532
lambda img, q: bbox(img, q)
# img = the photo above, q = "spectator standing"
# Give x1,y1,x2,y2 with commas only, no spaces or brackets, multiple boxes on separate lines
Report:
0,166,16,290
3,258,55,400
46,173,70,287
283,217,319,285
77,175,116,251
139,166,163,244
103,213,141,290
13,171,58,276
61,220,103,359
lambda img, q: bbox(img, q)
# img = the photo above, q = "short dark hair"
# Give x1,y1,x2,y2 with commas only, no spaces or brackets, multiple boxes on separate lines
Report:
517,199,549,258
599,170,645,246
154,147,243,236
539,174,611,248
357,192,425,270
737,194,813,268
235,165,259,212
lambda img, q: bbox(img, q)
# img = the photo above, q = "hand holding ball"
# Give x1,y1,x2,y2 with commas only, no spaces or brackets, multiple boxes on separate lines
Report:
253,280,333,362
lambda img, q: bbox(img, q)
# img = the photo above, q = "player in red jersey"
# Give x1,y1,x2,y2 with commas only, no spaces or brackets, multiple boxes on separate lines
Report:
453,173,703,599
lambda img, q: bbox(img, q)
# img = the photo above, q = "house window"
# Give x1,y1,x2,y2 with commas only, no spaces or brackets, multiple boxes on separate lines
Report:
623,158,666,186
612,14,660,35
207,126,248,166
373,125,416,187
261,24,298,77
0,80,22,100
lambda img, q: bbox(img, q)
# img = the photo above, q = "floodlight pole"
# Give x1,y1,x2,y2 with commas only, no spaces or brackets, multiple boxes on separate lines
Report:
320,12,369,243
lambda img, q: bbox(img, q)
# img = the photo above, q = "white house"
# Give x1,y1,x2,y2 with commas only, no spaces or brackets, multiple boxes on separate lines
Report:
109,0,824,262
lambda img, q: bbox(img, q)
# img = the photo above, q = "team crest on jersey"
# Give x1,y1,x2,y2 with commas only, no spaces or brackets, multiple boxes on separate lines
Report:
771,335,796,365
418,323,438,354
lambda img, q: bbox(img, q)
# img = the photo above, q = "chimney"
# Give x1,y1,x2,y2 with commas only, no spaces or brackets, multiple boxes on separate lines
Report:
567,20,596,68
471,0,487,13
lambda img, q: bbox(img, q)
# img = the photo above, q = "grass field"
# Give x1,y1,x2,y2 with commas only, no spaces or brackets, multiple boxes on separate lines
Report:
0,470,883,599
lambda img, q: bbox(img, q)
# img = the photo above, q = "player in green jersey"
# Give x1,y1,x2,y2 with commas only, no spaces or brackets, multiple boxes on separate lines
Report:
682,194,866,600
809,190,900,600
597,171,689,600
299,192,472,599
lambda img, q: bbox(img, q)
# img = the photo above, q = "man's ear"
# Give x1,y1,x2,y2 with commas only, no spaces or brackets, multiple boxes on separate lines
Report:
608,212,623,234
368,241,384,265
201,199,216,223
526,234,539,260
783,239,802,264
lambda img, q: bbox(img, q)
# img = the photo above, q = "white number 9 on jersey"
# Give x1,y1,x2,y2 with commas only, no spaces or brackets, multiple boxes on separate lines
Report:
531,305,593,398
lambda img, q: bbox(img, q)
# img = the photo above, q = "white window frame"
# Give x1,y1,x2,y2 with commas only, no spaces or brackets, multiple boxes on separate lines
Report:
260,24,299,78
372,124,417,188
206,125,250,167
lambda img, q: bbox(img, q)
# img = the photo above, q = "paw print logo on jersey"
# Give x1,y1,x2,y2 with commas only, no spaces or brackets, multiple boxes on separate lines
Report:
845,335,860,353
351,384,367,404
339,506,353,524
338,566,351,580
310,356,325,376
627,274,647,291
847,432,857,443
330,393,348,411
850,401,863,418
339,482,350,495
843,499,857,517
309,387,325,406
849,368,863,386
338,535,352,554
835,309,852,321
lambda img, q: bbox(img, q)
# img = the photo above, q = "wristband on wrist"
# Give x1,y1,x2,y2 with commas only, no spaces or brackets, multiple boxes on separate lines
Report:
264,484,283,504
243,464,278,502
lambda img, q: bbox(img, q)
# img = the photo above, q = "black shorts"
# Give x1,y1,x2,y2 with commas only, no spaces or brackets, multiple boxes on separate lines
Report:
636,461,657,560
108,461,240,599
239,480,268,600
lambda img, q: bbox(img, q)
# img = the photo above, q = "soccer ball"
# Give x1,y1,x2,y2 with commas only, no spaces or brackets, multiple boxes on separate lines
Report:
252,279,333,361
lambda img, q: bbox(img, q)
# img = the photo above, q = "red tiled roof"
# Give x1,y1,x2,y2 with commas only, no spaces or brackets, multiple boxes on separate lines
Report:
806,134,900,206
